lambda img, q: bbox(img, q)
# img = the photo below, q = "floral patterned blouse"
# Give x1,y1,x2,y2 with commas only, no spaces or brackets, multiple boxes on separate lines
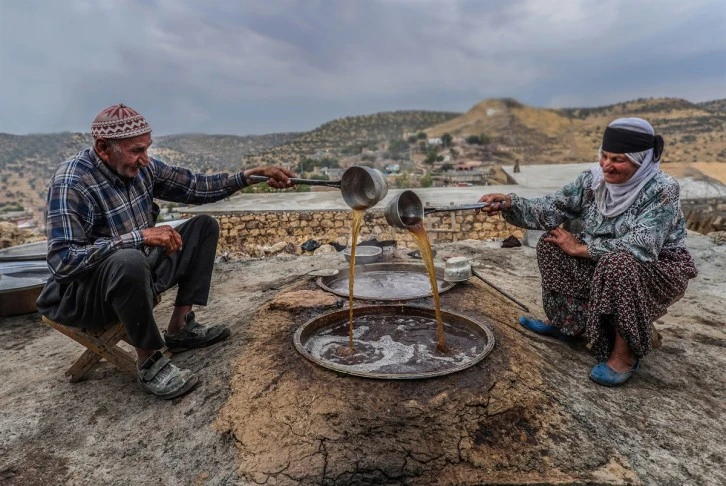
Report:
503,170,688,263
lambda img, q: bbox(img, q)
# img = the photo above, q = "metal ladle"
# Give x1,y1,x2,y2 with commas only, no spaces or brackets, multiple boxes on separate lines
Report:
384,190,488,229
441,257,530,312
248,166,389,210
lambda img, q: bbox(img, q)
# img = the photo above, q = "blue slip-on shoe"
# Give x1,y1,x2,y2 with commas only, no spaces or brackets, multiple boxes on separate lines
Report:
518,316,576,340
588,361,640,387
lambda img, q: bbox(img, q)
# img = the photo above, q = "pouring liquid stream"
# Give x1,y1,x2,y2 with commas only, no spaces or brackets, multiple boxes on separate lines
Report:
343,209,365,355
405,220,449,353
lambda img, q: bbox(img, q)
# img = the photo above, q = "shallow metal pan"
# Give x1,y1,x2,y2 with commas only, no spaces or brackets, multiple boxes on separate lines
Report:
316,262,456,301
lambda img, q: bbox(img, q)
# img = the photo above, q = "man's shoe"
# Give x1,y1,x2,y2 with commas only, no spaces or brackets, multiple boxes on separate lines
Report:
518,316,578,341
137,351,198,399
588,361,640,387
164,311,231,352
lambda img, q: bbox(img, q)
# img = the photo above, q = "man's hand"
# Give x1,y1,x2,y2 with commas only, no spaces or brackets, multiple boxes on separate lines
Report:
544,227,589,258
141,225,183,255
244,166,295,189
477,193,512,214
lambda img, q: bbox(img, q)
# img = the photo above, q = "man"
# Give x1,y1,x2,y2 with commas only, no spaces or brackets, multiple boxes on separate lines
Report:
36,103,294,399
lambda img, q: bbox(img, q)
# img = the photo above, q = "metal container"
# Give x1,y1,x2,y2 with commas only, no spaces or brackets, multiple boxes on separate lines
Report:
385,190,424,228
339,166,388,210
249,166,389,210
294,305,496,380
385,190,489,230
316,262,456,301
342,245,382,264
444,256,472,282
0,241,47,261
0,261,50,317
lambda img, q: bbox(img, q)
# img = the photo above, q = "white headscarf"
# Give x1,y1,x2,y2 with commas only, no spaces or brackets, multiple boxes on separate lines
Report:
590,117,661,218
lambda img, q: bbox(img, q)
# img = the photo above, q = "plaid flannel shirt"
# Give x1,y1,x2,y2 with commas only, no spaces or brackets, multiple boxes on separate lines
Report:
45,147,246,282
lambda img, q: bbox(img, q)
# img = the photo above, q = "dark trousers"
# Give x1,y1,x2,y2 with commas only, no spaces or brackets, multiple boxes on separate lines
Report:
36,215,220,350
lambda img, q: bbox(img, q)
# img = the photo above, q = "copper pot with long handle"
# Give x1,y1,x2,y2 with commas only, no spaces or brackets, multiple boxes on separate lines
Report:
248,166,388,210
385,190,488,229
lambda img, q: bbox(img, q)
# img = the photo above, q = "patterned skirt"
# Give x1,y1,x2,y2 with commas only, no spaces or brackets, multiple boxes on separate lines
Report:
536,238,698,361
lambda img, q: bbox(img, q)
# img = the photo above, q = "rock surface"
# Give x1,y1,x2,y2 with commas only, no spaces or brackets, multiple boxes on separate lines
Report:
0,222,44,249
268,289,341,311
0,233,724,485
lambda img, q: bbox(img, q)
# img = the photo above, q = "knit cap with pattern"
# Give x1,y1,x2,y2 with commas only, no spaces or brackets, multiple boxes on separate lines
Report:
91,104,151,139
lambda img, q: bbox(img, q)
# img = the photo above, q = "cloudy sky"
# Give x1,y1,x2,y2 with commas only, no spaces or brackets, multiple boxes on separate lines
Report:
1,0,724,136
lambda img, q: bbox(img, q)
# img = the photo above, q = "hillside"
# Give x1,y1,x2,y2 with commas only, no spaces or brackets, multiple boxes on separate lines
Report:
0,131,299,225
245,110,461,166
2,98,725,229
0,132,95,221
151,133,299,173
698,99,726,114
427,97,726,165
0,111,460,222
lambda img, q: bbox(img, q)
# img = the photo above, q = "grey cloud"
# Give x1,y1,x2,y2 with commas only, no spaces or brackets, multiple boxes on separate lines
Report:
0,0,724,135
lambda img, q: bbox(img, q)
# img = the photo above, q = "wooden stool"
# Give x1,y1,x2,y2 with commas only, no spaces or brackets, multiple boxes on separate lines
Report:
41,296,164,382
42,317,138,382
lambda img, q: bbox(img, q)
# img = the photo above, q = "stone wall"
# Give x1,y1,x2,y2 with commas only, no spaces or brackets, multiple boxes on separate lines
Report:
0,222,45,249
188,210,523,256
683,198,726,234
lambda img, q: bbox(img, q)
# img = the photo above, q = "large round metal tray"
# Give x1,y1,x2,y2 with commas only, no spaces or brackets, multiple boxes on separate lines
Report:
316,262,456,301
0,261,50,317
0,241,47,261
294,305,496,380
0,261,50,289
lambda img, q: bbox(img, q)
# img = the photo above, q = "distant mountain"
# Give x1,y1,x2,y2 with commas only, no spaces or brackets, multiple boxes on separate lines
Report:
0,131,299,224
151,132,299,173
245,110,461,165
697,99,726,114
426,97,726,165
1,98,724,226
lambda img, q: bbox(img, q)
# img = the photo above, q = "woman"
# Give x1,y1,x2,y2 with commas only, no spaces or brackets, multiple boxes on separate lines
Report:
479,117,697,387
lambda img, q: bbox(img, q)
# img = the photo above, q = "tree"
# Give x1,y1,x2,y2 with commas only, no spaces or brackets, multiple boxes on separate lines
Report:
420,173,433,188
388,139,409,153
407,135,418,144
395,173,410,188
465,134,490,145
441,133,453,148
416,131,427,140
441,163,454,171
299,156,340,173
424,150,439,165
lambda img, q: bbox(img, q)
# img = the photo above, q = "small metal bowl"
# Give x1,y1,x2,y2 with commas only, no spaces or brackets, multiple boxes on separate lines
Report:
444,256,472,282
342,246,382,264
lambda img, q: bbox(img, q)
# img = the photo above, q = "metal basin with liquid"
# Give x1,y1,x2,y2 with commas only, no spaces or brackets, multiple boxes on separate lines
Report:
0,261,50,316
316,263,456,301
0,241,47,261
294,305,496,379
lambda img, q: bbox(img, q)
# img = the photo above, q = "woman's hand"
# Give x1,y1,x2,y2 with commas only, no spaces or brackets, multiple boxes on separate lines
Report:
477,193,512,214
544,227,589,258
244,166,295,189
142,225,183,255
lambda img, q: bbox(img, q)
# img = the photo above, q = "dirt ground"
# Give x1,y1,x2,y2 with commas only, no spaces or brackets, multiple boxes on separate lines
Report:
1,233,724,485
